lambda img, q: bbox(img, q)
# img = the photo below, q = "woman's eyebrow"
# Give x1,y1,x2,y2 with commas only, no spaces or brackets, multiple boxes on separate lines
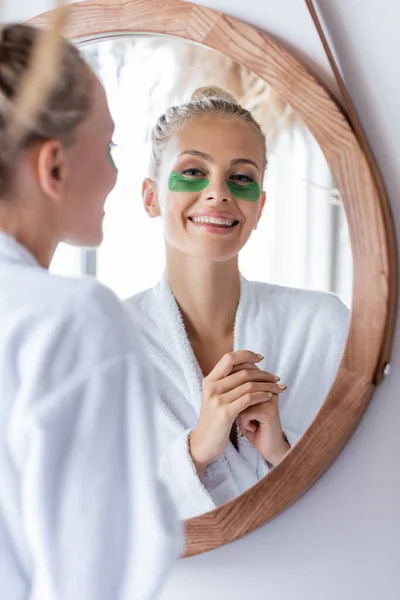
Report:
178,150,212,161
177,151,260,172
230,158,260,172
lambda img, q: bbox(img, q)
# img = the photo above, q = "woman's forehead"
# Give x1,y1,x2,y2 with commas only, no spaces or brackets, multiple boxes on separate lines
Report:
165,116,264,164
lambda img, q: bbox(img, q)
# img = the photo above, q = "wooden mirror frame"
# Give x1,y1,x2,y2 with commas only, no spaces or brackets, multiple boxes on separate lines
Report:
30,0,398,557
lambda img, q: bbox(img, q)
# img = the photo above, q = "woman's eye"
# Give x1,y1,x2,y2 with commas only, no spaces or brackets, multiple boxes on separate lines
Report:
230,174,254,184
181,168,205,178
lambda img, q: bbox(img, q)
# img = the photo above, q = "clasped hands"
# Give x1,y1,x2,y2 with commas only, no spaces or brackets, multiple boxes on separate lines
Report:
189,350,290,478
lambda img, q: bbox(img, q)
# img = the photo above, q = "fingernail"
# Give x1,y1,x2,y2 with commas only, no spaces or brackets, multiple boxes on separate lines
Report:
274,375,281,382
256,353,264,360
267,392,273,398
278,384,287,390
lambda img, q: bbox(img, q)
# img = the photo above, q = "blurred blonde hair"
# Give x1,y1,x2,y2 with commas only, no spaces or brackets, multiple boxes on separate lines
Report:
0,24,93,196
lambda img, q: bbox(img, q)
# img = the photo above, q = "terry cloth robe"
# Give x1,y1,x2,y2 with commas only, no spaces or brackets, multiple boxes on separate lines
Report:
0,233,182,600
125,273,349,520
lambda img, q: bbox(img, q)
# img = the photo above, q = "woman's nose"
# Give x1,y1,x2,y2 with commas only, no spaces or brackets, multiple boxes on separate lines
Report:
203,180,232,203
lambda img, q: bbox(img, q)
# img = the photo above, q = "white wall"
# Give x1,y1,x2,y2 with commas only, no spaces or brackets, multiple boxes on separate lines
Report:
5,1,400,598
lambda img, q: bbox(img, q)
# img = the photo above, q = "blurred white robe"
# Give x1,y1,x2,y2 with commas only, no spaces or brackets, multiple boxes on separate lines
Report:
125,273,349,520
0,232,182,600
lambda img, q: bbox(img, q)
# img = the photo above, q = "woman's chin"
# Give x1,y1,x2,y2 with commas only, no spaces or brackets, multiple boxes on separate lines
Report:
85,230,104,248
63,228,104,249
188,245,240,264
199,235,252,262
182,228,250,263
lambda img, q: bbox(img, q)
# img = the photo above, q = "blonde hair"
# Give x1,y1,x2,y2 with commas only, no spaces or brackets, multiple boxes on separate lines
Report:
149,85,267,179
0,24,93,196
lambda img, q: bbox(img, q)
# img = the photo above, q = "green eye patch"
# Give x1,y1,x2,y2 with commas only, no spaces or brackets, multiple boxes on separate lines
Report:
168,171,260,202
107,142,118,170
168,171,209,192
226,180,260,202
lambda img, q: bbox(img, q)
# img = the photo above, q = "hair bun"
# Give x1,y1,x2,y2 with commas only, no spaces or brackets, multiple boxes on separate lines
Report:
190,85,237,104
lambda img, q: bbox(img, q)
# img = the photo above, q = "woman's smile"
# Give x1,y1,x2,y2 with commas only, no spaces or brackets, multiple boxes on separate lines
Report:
188,209,240,234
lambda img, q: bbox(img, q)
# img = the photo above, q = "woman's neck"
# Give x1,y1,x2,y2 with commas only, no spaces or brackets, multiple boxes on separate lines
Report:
0,204,58,269
166,246,241,344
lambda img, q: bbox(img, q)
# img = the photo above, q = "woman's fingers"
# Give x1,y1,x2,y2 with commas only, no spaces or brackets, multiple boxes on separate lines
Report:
206,351,263,381
230,362,260,374
216,368,282,395
238,394,279,429
238,415,258,433
228,390,274,419
223,380,286,405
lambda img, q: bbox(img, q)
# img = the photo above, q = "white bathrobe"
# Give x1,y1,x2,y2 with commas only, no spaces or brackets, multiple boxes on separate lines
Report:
0,233,182,600
125,273,349,520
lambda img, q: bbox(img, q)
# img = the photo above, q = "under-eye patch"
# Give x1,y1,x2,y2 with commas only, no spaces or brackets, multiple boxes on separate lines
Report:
226,180,261,202
168,171,261,202
168,171,209,192
107,142,118,170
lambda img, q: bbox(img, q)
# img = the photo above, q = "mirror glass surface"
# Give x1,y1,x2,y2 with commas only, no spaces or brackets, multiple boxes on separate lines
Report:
51,36,352,519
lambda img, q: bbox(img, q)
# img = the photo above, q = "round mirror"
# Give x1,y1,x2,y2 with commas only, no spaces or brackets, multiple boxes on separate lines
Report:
31,0,396,557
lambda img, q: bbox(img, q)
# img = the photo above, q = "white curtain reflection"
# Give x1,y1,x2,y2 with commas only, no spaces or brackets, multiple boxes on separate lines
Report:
240,125,352,307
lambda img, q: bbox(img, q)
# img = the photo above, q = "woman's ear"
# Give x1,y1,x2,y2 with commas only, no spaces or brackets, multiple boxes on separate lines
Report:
142,178,161,218
35,140,66,201
254,191,266,229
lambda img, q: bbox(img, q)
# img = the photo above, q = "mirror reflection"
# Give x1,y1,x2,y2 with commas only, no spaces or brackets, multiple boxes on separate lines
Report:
52,36,352,519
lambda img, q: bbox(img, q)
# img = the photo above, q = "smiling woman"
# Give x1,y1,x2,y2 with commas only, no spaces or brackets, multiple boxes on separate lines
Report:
124,85,349,519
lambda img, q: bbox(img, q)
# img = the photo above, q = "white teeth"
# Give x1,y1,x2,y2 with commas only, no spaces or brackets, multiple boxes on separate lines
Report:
191,216,235,226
